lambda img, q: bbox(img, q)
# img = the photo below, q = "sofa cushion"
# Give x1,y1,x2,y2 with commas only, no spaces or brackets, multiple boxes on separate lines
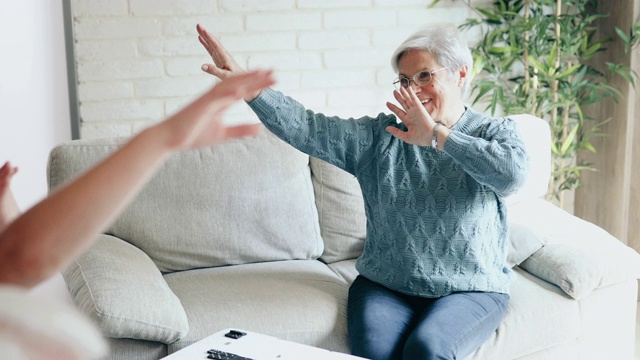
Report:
509,197,640,299
105,338,167,360
163,260,350,354
62,234,189,344
520,240,640,300
577,279,638,359
329,261,583,359
48,128,323,272
310,158,366,264
505,114,551,205
327,259,359,284
467,267,580,359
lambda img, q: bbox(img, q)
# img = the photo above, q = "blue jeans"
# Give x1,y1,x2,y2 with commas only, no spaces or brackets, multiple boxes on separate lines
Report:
348,275,509,360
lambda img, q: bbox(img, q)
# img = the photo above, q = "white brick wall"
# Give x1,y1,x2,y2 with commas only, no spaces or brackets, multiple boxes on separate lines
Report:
70,0,475,138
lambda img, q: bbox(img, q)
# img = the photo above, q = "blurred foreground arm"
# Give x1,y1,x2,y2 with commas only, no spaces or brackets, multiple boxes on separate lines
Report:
0,162,20,232
0,70,275,288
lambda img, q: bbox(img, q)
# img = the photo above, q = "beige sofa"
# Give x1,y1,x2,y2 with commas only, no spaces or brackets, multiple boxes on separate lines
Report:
47,115,640,360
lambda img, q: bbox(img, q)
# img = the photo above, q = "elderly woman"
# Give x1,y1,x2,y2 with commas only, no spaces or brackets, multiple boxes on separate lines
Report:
198,24,529,360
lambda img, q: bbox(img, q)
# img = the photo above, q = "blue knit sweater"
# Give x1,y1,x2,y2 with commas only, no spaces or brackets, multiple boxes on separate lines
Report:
249,88,530,297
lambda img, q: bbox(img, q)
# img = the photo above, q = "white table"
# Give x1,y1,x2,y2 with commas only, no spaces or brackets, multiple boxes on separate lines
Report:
161,328,367,360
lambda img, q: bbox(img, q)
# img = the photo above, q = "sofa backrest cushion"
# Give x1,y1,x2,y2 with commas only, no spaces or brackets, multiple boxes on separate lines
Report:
310,158,366,264
505,114,552,204
48,128,323,273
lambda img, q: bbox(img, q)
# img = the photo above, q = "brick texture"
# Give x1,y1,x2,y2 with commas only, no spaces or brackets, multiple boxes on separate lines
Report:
71,0,469,137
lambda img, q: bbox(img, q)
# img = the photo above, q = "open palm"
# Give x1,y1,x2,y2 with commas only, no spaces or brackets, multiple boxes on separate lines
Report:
385,86,437,147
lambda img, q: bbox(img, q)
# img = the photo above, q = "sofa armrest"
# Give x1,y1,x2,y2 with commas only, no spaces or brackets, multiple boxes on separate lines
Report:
509,198,640,300
63,234,189,343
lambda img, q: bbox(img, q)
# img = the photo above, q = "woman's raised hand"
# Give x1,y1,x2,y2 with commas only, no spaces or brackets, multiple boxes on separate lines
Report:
385,86,437,147
197,24,264,102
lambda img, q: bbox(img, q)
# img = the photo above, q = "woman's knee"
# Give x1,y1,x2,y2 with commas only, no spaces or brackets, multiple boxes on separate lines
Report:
403,330,454,360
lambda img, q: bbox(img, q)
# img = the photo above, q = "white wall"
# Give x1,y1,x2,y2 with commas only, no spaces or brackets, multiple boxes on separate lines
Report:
0,0,71,210
70,0,483,139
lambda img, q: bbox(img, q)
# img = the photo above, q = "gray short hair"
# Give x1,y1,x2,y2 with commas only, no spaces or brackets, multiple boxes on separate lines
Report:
391,25,473,94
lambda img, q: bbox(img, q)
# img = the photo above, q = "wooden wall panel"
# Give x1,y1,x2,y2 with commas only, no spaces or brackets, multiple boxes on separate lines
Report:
576,0,639,252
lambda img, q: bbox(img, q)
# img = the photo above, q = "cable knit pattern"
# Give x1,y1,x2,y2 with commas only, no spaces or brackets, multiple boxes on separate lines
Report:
249,88,530,297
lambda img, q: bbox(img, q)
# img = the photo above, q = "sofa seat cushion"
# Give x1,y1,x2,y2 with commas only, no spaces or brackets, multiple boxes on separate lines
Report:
327,259,359,284
467,267,580,359
327,260,581,360
63,234,189,344
48,129,323,273
163,260,350,355
105,338,167,360
509,198,640,299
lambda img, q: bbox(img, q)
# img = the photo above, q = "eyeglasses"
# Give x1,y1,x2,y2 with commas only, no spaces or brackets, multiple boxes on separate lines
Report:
393,67,449,90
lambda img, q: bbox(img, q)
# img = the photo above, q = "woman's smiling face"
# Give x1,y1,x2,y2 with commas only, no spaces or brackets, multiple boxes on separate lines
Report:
396,49,466,125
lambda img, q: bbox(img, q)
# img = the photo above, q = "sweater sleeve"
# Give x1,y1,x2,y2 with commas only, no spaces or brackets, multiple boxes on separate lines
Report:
247,88,391,175
444,117,530,197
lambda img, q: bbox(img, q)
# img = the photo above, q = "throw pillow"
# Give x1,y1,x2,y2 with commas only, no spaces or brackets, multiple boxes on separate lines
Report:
520,239,640,300
507,223,547,267
509,196,640,300
63,234,189,343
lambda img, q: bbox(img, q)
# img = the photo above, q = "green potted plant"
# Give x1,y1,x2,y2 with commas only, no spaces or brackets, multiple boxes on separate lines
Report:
431,0,639,209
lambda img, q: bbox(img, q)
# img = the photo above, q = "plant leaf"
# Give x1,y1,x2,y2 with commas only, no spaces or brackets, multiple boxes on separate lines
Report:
560,126,579,156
